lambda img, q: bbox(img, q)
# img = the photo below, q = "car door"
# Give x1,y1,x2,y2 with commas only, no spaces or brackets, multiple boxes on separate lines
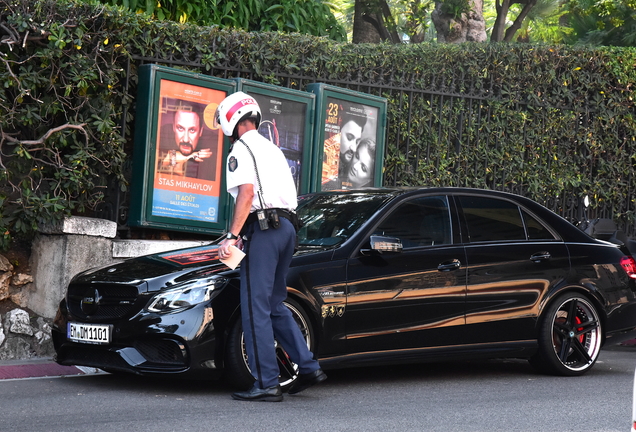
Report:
457,194,570,344
345,195,467,354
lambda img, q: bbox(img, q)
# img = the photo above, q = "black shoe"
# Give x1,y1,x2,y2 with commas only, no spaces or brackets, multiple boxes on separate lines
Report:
287,369,327,395
232,385,283,402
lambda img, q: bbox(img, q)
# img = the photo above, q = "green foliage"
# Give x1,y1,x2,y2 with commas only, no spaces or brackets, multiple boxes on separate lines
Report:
380,43,636,227
389,0,435,42
495,0,572,43
1,0,635,248
440,0,472,20
344,0,631,45
102,0,347,42
565,0,636,46
338,0,436,43
0,0,129,248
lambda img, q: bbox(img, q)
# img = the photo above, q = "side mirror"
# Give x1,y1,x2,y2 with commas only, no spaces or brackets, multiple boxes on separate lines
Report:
370,235,403,253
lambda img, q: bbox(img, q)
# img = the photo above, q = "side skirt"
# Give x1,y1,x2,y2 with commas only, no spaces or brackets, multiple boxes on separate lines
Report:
318,340,538,369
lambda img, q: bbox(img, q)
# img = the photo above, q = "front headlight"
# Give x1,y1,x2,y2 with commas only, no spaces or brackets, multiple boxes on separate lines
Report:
146,277,227,313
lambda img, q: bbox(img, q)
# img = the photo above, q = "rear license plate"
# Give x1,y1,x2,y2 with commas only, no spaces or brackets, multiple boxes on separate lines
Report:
68,322,111,345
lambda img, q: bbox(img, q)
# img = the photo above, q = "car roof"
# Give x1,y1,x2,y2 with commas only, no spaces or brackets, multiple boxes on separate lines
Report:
305,186,524,195
302,187,594,244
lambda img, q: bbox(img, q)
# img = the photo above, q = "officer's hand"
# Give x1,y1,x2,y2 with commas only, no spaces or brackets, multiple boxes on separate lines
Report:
218,239,237,259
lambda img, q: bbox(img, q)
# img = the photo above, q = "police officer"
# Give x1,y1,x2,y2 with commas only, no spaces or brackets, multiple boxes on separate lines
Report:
216,92,326,402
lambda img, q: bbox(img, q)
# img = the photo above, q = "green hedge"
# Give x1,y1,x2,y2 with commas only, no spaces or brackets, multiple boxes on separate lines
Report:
380,44,636,229
0,0,635,248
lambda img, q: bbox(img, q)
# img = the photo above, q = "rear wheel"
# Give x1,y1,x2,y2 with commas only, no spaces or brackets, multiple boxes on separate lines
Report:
224,298,314,390
530,292,602,376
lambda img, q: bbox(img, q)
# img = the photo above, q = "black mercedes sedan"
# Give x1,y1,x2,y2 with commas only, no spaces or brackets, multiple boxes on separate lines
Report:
52,188,636,389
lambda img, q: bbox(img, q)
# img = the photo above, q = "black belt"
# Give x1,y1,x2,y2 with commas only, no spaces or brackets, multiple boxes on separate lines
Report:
245,208,292,224
243,208,298,233
273,208,294,223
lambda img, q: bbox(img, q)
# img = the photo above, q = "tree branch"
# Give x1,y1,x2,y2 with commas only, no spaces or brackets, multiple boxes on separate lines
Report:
3,123,88,146
503,0,538,42
491,0,511,41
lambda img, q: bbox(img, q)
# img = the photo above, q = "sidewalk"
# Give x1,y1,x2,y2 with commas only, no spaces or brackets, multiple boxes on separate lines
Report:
0,357,103,380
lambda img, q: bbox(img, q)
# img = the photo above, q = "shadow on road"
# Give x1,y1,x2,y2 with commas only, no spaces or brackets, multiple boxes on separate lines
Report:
61,335,636,394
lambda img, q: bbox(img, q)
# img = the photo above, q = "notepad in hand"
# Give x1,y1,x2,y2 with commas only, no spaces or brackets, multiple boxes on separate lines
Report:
219,245,245,270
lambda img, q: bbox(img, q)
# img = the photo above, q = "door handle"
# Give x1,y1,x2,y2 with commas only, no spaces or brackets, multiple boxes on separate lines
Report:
530,252,551,263
438,259,461,272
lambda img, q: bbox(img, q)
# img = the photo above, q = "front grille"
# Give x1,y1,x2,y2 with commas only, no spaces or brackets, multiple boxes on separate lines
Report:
58,342,187,373
67,284,140,320
58,346,134,373
134,340,186,366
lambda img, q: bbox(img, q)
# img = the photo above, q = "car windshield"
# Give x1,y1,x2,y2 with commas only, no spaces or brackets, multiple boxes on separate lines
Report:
296,192,392,247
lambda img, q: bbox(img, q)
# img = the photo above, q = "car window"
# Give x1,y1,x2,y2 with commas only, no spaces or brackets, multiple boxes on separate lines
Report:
522,210,556,240
375,196,452,248
459,196,526,242
297,192,392,247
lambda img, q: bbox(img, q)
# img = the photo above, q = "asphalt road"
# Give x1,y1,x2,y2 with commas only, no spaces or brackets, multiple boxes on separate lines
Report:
1,343,635,432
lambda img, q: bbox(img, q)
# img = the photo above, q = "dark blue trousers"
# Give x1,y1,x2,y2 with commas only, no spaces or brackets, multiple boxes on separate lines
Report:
240,217,320,389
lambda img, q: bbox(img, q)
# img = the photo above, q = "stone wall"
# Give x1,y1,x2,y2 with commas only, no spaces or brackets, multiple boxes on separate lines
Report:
0,254,33,307
0,254,53,360
0,216,213,361
29,217,119,319
0,309,54,361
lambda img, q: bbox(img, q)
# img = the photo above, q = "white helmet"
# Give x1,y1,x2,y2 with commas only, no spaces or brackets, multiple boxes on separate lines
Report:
216,91,261,137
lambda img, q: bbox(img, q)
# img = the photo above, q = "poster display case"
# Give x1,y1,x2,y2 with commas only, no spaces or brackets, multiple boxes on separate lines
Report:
129,64,236,234
233,79,315,194
306,84,387,192
128,66,388,236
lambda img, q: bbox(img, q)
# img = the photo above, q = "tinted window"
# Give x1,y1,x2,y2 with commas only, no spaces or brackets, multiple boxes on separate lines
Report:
459,196,526,242
297,192,392,247
522,210,556,240
376,196,451,247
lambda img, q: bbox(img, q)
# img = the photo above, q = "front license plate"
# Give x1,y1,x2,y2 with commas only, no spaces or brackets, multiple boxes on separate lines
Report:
68,322,111,345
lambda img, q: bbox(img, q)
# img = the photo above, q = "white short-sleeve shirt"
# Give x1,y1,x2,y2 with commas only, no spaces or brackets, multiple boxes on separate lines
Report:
225,130,297,212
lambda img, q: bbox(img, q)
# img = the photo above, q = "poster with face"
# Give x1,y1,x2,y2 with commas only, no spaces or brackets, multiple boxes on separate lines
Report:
321,97,379,191
151,79,226,223
247,93,307,194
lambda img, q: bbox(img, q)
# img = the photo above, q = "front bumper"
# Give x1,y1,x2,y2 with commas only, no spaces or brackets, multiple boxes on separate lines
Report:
52,299,224,380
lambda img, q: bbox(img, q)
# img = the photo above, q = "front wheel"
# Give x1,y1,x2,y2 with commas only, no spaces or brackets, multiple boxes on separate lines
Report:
224,298,314,390
530,292,602,376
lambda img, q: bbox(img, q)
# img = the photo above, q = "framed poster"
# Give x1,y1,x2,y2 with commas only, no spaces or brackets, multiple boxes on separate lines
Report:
307,84,387,192
129,64,236,234
233,79,315,194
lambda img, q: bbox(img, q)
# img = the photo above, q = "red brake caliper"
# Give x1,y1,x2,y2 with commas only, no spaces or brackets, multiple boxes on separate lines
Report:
575,316,584,343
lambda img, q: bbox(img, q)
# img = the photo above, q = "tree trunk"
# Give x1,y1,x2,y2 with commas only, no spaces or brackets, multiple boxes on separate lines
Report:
490,0,510,42
431,0,487,43
491,0,538,42
352,0,401,44
353,0,383,43
502,0,538,42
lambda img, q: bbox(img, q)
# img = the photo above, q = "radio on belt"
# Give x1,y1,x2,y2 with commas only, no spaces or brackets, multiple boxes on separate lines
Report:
257,209,269,231
269,209,280,229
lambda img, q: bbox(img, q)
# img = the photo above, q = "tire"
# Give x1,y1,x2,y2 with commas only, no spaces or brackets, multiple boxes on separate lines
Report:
224,298,315,390
530,292,602,376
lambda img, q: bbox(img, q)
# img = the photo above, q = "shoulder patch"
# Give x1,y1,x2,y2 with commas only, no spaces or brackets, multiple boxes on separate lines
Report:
228,156,238,172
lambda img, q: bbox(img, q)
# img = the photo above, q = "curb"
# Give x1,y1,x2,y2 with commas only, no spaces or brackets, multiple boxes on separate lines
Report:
0,358,104,380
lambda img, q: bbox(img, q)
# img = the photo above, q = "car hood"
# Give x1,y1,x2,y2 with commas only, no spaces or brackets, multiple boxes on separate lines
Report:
70,244,332,290
71,245,231,288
